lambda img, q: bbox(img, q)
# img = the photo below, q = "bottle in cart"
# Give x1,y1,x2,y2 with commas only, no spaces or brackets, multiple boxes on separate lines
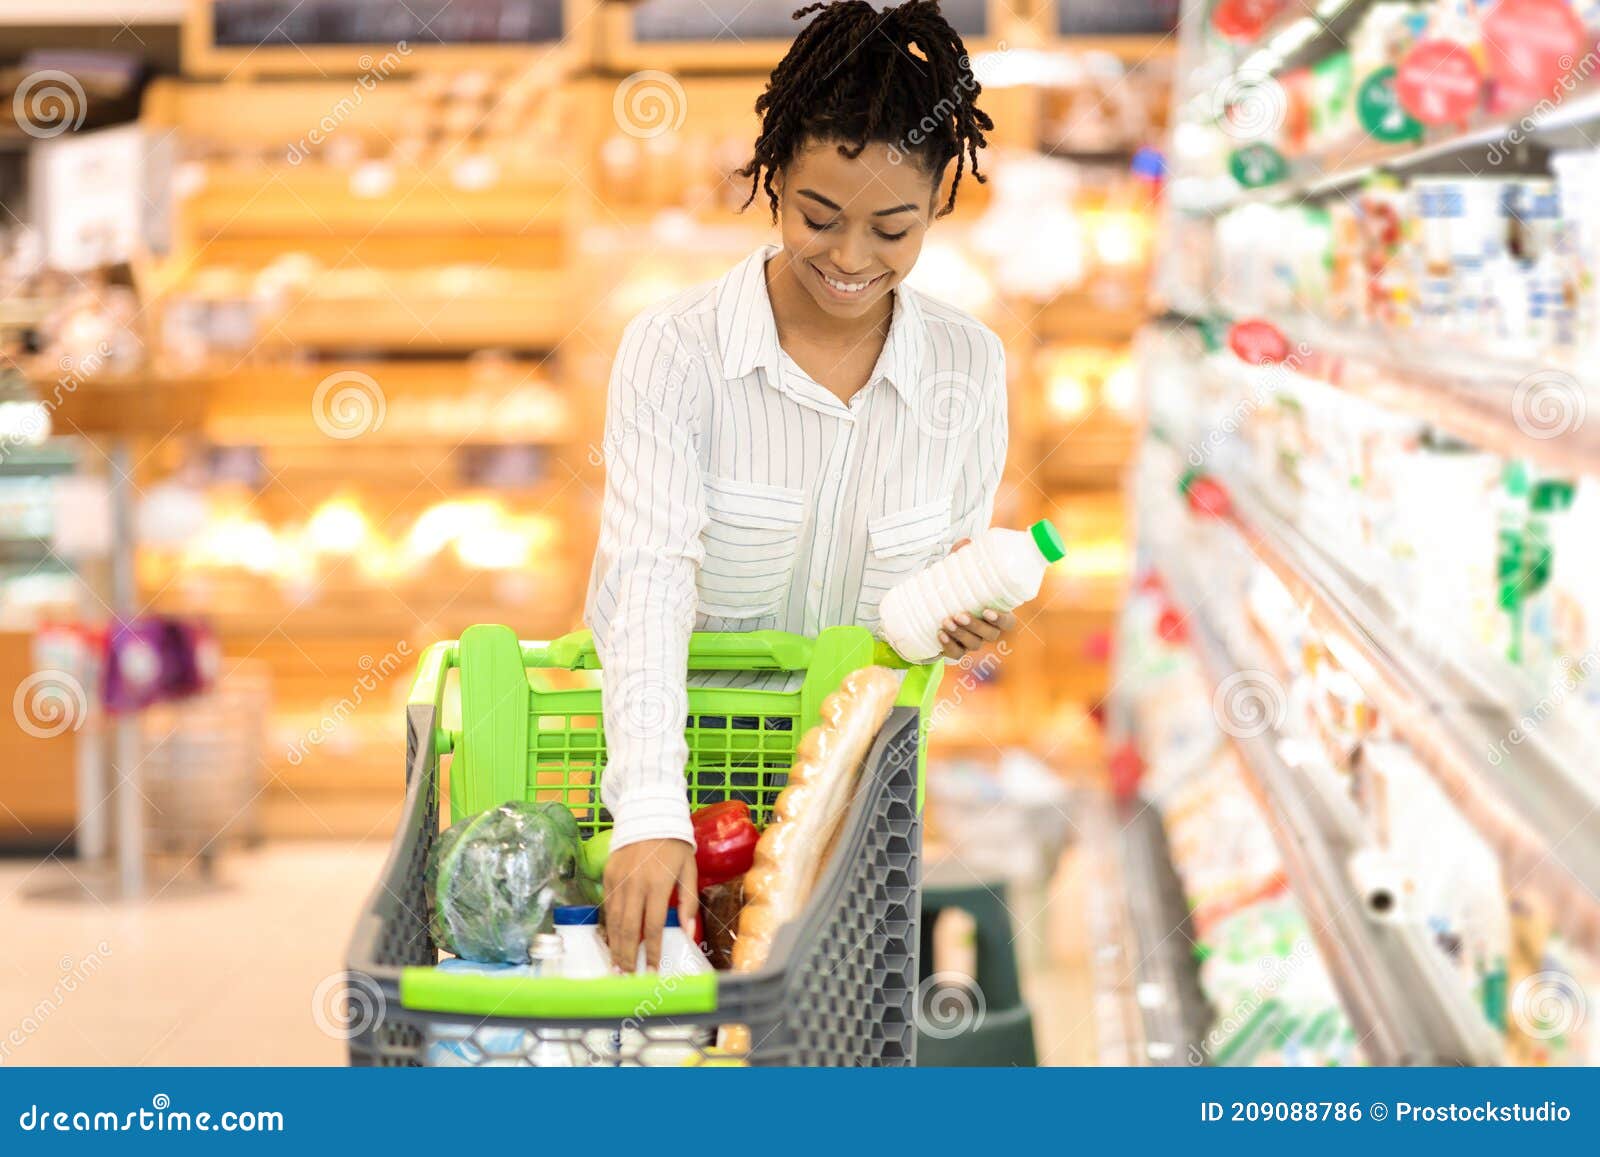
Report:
527,932,585,1067
552,906,712,1064
877,520,1067,662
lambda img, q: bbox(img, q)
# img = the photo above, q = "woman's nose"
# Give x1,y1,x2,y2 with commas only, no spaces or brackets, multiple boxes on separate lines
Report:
830,239,871,274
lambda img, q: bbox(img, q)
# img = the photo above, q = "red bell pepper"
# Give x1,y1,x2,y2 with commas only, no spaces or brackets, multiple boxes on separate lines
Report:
692,801,759,889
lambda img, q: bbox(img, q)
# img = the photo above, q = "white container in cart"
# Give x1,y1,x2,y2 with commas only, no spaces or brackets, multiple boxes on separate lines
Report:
422,935,587,1067
553,905,711,1065
877,520,1067,662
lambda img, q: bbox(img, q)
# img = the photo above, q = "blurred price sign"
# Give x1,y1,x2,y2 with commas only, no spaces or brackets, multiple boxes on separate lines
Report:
1357,67,1423,143
1396,39,1484,125
1483,0,1587,103
1210,0,1286,42
1228,142,1288,188
210,0,565,46
1227,318,1290,364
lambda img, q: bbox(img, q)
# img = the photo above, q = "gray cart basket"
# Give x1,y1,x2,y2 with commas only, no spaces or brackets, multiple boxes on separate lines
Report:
343,626,932,1067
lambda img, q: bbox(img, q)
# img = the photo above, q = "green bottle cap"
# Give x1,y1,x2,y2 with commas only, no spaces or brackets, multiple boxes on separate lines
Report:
1030,519,1066,563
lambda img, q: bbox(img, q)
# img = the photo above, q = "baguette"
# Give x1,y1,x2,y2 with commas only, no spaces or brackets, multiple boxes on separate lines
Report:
729,665,899,972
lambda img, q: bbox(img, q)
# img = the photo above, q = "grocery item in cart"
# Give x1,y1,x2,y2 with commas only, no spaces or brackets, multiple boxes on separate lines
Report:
554,904,711,977
553,905,712,1064
877,520,1066,662
427,799,600,964
732,665,900,974
422,936,587,1067
691,800,759,888
421,958,539,1067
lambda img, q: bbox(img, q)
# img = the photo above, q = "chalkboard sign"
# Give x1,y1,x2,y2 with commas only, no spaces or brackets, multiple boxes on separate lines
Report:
631,0,990,43
1055,0,1179,37
210,0,565,48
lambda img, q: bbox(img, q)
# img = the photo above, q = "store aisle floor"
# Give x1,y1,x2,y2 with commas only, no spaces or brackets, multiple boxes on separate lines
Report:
1,842,1098,1065
0,843,387,1065
1024,846,1099,1066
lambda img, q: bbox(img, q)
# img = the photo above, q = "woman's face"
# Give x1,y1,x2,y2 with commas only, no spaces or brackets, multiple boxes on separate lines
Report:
774,137,945,322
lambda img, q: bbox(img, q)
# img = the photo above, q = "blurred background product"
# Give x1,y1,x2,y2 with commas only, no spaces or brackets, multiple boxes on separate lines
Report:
5,0,1596,1069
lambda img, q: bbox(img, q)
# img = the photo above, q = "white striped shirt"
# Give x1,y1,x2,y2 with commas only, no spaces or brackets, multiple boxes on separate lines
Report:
584,243,1008,849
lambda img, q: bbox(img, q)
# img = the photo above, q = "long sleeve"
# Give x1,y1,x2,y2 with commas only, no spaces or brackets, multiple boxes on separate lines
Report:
584,313,706,851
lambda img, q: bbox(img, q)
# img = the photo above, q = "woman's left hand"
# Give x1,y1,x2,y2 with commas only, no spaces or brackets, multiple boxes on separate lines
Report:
936,538,1018,660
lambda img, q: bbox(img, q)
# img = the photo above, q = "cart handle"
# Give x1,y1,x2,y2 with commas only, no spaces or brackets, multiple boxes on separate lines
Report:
398,966,717,1019
408,629,919,708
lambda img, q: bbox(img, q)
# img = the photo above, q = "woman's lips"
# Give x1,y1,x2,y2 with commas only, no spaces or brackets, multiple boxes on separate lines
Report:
810,262,886,300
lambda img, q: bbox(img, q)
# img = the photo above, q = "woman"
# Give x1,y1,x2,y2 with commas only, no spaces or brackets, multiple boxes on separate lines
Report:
585,0,1012,971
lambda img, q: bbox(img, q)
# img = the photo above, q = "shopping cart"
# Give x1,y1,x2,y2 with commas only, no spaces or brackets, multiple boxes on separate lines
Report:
345,623,942,1066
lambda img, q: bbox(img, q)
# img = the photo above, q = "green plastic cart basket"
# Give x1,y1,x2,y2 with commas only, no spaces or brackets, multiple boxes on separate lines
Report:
344,624,942,1066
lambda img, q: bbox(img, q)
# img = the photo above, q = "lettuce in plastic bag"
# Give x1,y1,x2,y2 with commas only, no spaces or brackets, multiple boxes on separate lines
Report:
427,800,599,963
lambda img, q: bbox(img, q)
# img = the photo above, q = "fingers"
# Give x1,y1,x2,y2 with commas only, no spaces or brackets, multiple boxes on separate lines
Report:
944,613,997,649
675,854,699,953
641,876,670,971
606,872,643,973
951,538,972,553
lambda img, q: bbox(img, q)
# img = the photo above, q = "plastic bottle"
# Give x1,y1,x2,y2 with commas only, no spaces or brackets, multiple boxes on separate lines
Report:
553,905,712,1065
527,932,585,1067
421,958,538,1067
877,520,1067,662
553,905,711,977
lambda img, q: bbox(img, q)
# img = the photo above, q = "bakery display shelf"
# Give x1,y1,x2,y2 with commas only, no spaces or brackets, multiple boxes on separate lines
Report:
1162,547,1501,1065
33,369,215,436
1215,466,1600,946
1115,792,1211,1065
1182,85,1600,215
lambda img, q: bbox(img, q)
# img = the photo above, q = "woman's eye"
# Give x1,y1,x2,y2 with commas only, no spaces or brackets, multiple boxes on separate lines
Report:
876,229,909,242
802,216,835,232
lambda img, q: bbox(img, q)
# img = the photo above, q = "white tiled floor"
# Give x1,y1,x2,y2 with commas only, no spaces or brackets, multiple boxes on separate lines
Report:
0,842,1096,1066
0,843,388,1065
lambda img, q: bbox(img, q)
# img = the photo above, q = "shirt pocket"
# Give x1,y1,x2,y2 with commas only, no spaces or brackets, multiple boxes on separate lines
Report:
698,474,806,619
856,496,954,632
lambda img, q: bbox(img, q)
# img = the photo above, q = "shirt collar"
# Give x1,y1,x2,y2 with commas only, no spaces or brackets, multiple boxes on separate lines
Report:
715,243,927,404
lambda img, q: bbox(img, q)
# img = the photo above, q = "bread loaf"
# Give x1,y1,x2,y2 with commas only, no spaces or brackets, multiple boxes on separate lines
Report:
729,665,899,973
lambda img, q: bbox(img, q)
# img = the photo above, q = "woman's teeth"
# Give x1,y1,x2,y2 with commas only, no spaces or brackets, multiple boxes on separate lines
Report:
820,269,878,295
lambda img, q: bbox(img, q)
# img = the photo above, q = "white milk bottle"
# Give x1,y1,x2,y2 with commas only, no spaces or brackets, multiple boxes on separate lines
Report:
552,905,712,1065
878,520,1067,662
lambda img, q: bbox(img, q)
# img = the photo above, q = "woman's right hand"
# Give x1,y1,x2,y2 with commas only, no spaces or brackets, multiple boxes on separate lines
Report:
603,837,698,972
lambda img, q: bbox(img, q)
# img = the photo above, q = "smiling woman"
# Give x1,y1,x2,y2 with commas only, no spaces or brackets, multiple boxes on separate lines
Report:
583,0,1009,971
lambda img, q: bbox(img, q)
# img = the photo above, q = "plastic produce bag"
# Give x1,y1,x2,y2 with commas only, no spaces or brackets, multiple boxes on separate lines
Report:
427,800,599,963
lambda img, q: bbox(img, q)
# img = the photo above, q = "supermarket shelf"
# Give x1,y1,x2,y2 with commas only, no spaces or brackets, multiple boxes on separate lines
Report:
1183,86,1600,215
1194,309,1600,477
1113,796,1211,1065
1161,549,1502,1065
1216,467,1600,947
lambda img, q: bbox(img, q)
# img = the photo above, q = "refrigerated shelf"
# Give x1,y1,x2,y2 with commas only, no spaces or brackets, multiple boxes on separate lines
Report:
1166,308,1600,479
1159,546,1503,1066
1116,797,1212,1066
1179,87,1600,215
1212,466,1600,952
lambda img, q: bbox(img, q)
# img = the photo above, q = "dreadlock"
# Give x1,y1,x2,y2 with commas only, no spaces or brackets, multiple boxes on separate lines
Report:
737,1,994,222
